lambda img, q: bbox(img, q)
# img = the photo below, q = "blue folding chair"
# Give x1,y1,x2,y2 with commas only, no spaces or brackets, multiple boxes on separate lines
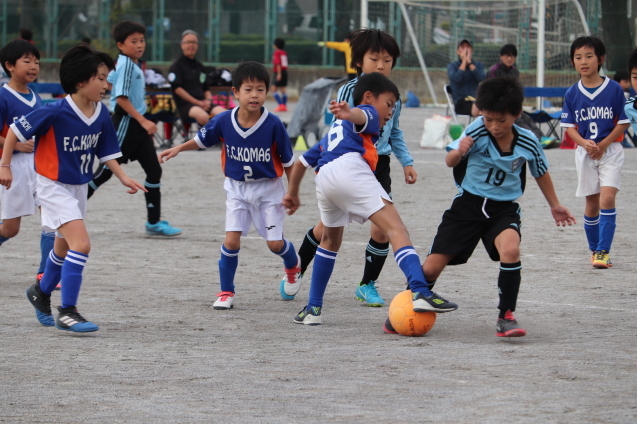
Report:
523,87,568,141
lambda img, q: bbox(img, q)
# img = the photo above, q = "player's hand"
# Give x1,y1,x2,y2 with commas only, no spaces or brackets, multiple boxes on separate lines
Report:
403,165,417,184
120,177,147,194
589,142,607,161
457,136,474,156
141,118,158,135
582,139,598,156
551,205,576,227
282,193,301,215
158,148,179,163
329,100,351,121
15,139,35,153
0,167,13,189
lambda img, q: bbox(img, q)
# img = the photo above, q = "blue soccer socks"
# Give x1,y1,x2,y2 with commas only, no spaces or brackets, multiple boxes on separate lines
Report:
38,231,55,275
39,251,65,294
218,245,239,293
272,239,299,269
584,214,600,252
598,209,617,253
274,92,282,105
394,246,431,296
308,247,337,308
60,251,88,308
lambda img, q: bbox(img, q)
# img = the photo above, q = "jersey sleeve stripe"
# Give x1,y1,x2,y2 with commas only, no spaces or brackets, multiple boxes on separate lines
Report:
299,155,312,168
336,81,356,103
99,152,123,163
121,60,134,97
517,138,548,175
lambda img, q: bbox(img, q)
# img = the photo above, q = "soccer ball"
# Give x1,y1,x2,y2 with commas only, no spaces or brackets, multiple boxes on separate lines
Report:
388,290,437,337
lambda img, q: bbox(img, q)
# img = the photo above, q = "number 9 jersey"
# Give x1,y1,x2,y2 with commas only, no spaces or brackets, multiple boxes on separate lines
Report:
10,96,122,185
560,78,629,142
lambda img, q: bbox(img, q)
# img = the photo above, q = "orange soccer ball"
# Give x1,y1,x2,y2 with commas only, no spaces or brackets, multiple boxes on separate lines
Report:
388,290,437,337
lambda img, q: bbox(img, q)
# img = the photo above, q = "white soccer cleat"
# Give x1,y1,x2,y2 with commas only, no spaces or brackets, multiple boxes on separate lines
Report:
213,291,235,310
280,263,303,301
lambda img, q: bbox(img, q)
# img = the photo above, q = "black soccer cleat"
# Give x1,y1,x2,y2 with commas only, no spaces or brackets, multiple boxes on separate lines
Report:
411,291,458,313
26,283,54,326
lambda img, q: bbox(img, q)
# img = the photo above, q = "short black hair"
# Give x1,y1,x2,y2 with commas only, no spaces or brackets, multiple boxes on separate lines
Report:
19,28,33,42
570,36,605,71
59,44,115,94
274,38,285,50
628,48,637,73
352,72,400,106
232,61,270,91
475,77,524,116
0,39,40,77
613,69,630,82
113,21,146,45
500,44,517,57
81,36,92,44
349,28,401,76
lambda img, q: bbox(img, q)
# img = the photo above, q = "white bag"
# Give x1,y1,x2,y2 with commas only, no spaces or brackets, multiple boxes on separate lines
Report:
420,114,452,149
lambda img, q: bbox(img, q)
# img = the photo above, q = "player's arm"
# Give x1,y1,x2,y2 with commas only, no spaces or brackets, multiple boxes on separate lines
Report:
102,158,147,194
282,159,308,215
593,122,629,160
115,96,157,135
0,128,20,189
158,139,200,163
329,100,366,125
445,136,474,167
387,107,418,184
534,172,576,227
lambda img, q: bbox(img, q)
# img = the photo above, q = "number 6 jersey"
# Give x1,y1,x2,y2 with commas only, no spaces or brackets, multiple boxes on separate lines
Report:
560,77,629,143
10,96,122,185
447,117,548,202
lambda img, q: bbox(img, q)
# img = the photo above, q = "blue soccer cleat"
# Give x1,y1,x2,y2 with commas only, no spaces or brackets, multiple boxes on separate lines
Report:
55,307,99,332
145,220,182,236
355,281,385,306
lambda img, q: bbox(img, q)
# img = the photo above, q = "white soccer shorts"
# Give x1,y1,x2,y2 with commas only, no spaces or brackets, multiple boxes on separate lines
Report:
0,153,38,220
36,175,88,237
315,152,391,228
575,142,624,197
224,176,286,241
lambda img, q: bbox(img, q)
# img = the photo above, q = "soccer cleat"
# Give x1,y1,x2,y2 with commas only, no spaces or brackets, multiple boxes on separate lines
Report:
274,104,288,112
280,260,303,300
382,317,398,334
213,291,235,310
294,305,322,325
355,281,385,306
26,283,55,326
412,291,458,313
145,220,182,236
55,306,99,332
496,310,527,337
592,250,613,269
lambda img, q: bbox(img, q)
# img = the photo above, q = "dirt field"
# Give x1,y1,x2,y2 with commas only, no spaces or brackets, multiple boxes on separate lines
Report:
1,102,636,423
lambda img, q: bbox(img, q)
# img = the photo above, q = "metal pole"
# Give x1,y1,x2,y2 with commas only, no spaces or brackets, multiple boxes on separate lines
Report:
361,0,368,28
536,0,545,109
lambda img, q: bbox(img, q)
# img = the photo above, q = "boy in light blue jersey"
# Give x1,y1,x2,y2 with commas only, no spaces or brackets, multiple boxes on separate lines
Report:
561,36,629,269
290,28,417,306
382,77,575,338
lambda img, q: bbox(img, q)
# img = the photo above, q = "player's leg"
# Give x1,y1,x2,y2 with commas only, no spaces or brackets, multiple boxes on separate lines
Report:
188,105,212,126
88,113,129,198
37,228,56,284
0,217,21,242
214,231,242,310
355,222,389,306
297,220,324,275
594,144,623,268
492,228,526,337
584,193,601,263
368,200,457,313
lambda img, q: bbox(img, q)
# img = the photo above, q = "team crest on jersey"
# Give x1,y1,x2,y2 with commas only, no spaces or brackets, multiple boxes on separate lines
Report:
480,147,490,157
511,157,526,172
199,127,207,138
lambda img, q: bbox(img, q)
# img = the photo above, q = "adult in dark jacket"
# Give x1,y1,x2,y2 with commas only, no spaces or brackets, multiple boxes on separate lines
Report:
447,39,484,117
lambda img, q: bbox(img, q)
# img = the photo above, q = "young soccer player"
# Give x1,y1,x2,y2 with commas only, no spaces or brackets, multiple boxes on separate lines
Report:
271,38,288,112
287,28,417,306
88,21,181,237
560,36,629,268
625,49,637,146
382,77,575,337
0,39,55,283
0,44,146,332
158,61,299,310
283,72,457,325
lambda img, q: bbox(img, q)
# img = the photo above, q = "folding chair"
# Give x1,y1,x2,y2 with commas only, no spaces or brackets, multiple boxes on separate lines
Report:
523,87,568,141
444,84,474,125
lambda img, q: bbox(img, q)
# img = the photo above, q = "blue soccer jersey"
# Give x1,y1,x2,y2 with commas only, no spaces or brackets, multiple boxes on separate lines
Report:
10,97,122,184
108,54,147,115
0,84,42,156
561,77,629,142
194,107,294,181
300,104,381,172
447,117,548,201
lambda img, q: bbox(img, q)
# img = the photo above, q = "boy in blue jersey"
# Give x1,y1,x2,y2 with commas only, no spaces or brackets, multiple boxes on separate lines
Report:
283,72,457,325
88,21,181,237
159,61,300,310
290,28,417,306
0,39,55,283
0,44,146,332
560,36,629,269
383,77,575,337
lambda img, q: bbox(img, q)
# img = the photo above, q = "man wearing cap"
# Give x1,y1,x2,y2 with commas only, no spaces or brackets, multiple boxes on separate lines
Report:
447,39,485,117
167,29,226,126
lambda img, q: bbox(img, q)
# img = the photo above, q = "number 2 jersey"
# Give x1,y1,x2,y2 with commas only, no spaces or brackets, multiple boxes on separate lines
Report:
194,107,294,181
447,117,548,201
560,77,629,142
0,84,42,156
10,96,122,184
299,104,381,172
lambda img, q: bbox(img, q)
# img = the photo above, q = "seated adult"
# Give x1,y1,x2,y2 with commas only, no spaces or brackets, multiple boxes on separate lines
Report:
447,39,484,117
488,44,520,80
167,29,225,126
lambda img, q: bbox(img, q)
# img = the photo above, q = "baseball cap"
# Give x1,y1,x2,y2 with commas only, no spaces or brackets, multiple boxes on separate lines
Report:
457,39,472,48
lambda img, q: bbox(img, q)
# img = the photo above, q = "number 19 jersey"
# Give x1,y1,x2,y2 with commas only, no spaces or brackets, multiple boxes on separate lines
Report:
561,77,629,142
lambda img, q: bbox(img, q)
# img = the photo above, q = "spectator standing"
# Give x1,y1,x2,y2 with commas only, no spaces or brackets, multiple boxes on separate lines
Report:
272,38,288,112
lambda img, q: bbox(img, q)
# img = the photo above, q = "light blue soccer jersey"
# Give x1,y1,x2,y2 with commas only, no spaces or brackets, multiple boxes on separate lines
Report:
194,107,294,181
446,117,548,201
108,54,147,115
561,77,629,142
624,95,637,131
335,76,413,167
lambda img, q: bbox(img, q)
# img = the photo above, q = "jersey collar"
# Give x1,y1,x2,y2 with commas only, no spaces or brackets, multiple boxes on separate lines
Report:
577,76,610,100
2,84,37,107
230,106,268,138
65,96,102,126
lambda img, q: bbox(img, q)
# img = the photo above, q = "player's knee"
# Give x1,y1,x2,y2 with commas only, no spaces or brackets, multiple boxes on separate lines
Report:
498,244,520,263
267,239,284,252
72,240,91,255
